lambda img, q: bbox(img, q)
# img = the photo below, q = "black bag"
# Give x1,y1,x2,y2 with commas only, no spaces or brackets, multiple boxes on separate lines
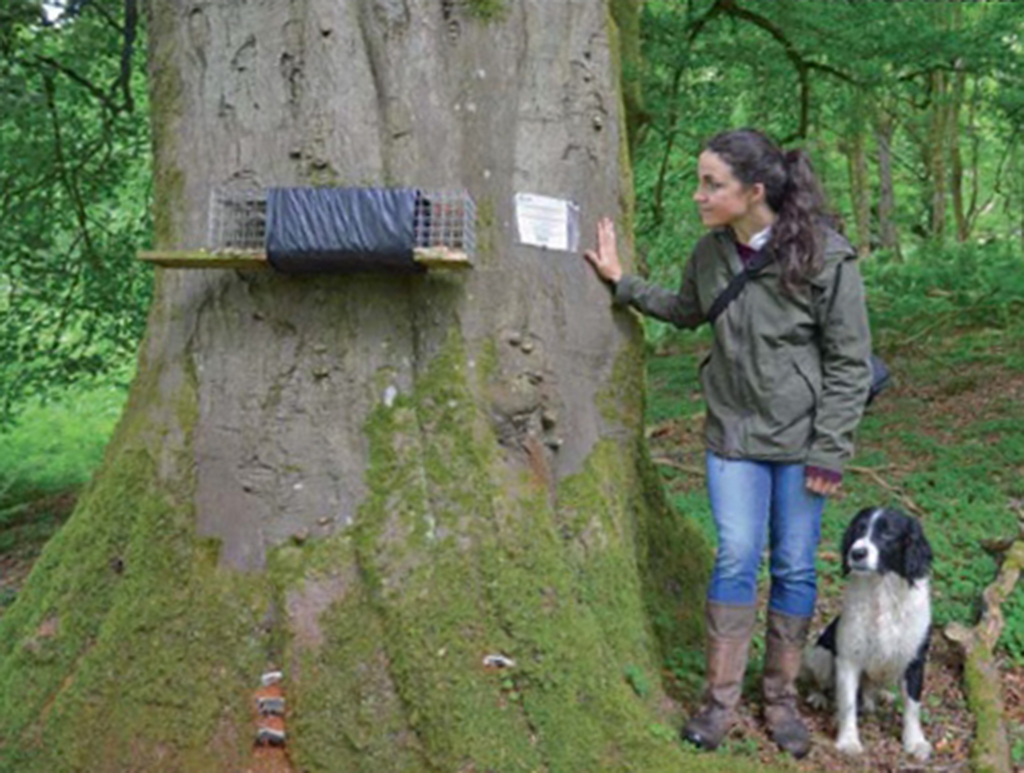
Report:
866,353,890,406
706,253,890,406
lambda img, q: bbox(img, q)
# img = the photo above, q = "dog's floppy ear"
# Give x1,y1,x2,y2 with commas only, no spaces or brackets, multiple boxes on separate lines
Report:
840,525,854,576
840,509,870,576
902,516,933,584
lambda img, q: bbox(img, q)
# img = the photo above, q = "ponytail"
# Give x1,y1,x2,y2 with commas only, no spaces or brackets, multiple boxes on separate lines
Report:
774,148,827,292
704,129,830,293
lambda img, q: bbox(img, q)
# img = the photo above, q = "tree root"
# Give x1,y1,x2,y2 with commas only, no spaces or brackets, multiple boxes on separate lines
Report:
943,509,1024,773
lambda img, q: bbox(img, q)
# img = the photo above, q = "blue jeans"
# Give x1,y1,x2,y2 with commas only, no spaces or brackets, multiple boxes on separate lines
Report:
705,451,824,618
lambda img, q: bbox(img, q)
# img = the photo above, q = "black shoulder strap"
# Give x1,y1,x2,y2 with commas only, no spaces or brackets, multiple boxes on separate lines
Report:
706,249,775,324
821,256,850,324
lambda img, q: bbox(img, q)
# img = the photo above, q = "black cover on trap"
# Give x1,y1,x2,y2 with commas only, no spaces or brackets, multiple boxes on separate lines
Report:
266,187,425,274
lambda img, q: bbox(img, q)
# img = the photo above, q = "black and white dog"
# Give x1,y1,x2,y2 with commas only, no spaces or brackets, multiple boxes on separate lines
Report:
802,507,934,760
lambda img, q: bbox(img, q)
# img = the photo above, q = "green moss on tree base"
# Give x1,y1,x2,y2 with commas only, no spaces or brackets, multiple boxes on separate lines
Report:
274,330,721,772
464,0,507,23
962,650,1011,773
0,417,272,771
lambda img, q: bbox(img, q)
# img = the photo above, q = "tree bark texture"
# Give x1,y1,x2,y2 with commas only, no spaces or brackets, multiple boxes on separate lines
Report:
926,70,950,241
950,65,969,243
944,538,1024,773
843,117,871,260
874,110,901,260
0,2,716,771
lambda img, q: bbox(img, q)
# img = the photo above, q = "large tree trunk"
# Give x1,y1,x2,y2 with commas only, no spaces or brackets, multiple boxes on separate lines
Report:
0,2,713,771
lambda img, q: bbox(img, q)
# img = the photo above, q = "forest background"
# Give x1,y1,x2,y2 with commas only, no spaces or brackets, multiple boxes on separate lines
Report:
1,0,1023,768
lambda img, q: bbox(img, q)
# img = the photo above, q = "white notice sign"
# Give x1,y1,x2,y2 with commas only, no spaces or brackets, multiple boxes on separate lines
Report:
515,193,580,252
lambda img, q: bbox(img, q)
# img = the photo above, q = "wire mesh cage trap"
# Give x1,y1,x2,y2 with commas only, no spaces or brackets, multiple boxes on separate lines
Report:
137,186,479,270
412,190,477,265
208,189,267,253
138,187,476,271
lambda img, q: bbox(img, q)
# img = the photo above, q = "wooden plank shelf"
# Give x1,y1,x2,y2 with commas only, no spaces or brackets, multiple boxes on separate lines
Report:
138,250,269,270
411,247,472,269
138,248,473,270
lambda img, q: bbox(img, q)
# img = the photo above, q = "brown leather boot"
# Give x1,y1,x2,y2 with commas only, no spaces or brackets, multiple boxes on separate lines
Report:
681,602,757,751
763,609,812,758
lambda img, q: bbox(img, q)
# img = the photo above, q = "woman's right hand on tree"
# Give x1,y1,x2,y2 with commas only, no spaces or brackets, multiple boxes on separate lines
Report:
583,216,623,284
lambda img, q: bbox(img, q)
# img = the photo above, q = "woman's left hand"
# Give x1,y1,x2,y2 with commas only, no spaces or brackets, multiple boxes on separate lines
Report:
806,475,841,496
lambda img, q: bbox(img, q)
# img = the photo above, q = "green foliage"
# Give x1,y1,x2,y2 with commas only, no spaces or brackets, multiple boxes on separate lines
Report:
863,240,1024,348
0,3,152,422
633,0,1024,337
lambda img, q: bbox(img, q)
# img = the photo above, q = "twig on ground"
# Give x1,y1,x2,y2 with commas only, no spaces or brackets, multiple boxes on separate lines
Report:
651,457,704,477
846,465,927,518
645,414,702,439
645,421,674,439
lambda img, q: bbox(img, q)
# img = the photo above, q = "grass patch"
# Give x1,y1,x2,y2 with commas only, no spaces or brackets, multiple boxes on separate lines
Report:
0,384,125,509
0,384,126,614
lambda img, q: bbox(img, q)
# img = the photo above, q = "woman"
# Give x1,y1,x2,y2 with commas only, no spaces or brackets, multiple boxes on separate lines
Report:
584,129,872,758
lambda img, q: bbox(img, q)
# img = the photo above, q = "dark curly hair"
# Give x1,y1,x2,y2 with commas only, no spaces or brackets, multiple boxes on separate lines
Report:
704,128,829,292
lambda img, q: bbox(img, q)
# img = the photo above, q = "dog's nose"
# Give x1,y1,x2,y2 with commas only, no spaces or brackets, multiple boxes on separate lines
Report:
850,547,868,562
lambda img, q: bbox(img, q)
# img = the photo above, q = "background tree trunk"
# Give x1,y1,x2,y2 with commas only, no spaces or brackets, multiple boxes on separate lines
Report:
0,2,713,771
875,108,902,260
926,69,950,242
950,63,969,243
843,100,872,260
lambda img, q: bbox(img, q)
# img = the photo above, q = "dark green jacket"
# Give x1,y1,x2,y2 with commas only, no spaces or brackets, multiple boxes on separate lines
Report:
615,227,871,474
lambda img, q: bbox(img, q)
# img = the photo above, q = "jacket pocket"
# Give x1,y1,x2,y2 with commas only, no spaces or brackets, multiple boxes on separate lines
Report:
763,356,817,441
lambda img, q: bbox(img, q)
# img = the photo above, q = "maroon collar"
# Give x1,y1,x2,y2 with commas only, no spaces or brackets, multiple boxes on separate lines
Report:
735,240,761,268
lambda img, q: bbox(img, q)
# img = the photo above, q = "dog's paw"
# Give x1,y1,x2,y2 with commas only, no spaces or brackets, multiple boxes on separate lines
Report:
903,737,932,761
805,691,829,711
835,735,864,757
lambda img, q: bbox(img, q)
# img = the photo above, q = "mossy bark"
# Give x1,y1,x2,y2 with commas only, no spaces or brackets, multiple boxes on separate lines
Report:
945,540,1024,773
0,2,736,770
